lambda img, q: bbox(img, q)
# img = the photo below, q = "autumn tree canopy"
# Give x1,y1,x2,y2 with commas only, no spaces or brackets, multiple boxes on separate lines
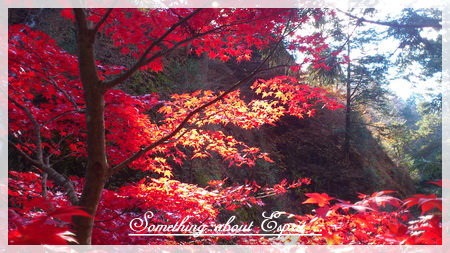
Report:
8,8,442,246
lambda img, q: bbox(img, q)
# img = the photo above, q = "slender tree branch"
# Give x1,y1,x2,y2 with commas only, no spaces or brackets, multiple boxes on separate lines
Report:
104,9,297,90
46,77,81,110
9,96,44,163
8,140,80,204
349,76,365,98
9,56,81,111
146,10,305,73
108,23,292,177
9,95,80,204
336,20,360,54
169,9,197,36
337,9,442,29
103,9,202,89
42,110,84,126
159,126,192,146
46,133,74,161
93,8,113,33
8,140,41,167
41,172,48,198
51,152,80,166
8,134,36,154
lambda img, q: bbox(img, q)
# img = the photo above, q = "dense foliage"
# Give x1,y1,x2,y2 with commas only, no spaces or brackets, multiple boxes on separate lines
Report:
8,8,442,245
9,171,441,244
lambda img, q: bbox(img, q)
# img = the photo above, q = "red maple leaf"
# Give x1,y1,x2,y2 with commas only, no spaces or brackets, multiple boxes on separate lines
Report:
302,192,335,207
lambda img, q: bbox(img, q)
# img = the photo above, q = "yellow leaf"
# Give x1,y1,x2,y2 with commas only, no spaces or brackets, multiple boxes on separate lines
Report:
163,170,172,178
275,91,284,99
158,106,172,114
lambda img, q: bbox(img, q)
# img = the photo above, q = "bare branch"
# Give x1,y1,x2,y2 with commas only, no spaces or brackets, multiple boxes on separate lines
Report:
337,9,442,30
8,140,80,204
51,152,80,166
336,20,360,54
42,109,84,126
9,95,80,204
9,96,44,163
41,173,48,198
8,139,42,167
350,76,365,98
93,8,113,33
47,78,80,110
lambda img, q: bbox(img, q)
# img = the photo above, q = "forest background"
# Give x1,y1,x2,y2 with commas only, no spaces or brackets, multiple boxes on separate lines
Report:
1,0,448,249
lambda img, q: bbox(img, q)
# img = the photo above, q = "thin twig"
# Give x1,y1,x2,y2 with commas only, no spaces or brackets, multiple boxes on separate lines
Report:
337,9,442,29
8,140,80,204
41,110,84,126
9,95,44,163
93,8,113,33
104,9,202,89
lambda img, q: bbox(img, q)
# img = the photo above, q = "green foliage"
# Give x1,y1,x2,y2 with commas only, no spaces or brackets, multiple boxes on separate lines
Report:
386,8,442,78
379,94,441,194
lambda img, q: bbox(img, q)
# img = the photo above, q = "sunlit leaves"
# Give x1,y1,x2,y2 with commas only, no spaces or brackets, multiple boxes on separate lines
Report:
302,193,335,207
8,171,442,245
251,76,345,119
8,8,442,246
9,12,342,180
404,194,442,214
295,189,442,245
60,9,330,73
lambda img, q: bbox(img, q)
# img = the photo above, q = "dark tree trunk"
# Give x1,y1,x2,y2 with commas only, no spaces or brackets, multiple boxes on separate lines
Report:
68,8,275,244
73,9,108,245
72,90,108,244
344,41,351,157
